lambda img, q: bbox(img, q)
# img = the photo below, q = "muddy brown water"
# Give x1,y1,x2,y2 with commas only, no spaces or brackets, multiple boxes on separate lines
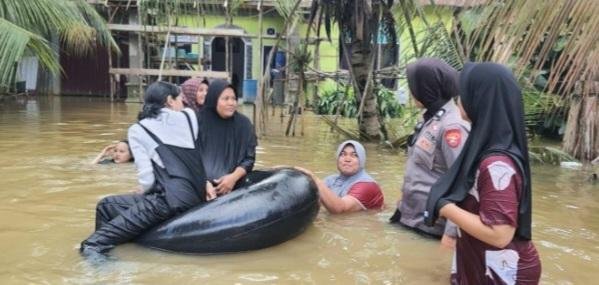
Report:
0,96,597,284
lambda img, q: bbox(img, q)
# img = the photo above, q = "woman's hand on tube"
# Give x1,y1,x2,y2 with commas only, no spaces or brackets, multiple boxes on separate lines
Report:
294,166,315,178
130,185,144,194
205,181,217,201
271,164,291,170
214,174,236,195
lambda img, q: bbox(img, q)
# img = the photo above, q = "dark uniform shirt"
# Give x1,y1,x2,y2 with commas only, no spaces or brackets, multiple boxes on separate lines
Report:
398,100,470,237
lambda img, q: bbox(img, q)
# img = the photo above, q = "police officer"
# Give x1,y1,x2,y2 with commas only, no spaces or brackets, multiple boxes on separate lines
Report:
390,58,469,246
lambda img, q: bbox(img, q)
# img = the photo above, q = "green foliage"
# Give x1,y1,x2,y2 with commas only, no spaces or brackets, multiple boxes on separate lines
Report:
529,146,578,165
522,89,566,137
316,83,357,117
0,0,116,92
290,46,313,74
0,19,54,91
376,86,403,119
316,82,404,119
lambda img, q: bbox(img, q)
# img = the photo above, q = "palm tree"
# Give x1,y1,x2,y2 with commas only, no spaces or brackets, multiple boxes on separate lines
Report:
447,0,599,161
0,0,116,93
308,0,398,141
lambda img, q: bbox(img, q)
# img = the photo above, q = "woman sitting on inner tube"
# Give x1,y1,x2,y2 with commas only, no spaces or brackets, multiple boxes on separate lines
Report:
197,79,257,195
180,77,209,113
80,81,216,257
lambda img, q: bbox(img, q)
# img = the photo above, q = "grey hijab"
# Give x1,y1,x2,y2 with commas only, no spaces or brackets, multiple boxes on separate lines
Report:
324,140,374,197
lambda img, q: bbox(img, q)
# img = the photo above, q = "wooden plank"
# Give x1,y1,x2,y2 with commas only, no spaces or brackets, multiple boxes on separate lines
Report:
86,0,314,8
88,0,313,8
107,23,326,41
109,68,229,78
108,24,247,37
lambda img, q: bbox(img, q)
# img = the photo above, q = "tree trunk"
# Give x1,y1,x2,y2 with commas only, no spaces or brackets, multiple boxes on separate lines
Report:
349,34,381,140
563,80,599,162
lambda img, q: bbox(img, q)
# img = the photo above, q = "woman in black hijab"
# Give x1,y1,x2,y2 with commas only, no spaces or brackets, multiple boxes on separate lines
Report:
197,79,257,195
389,58,469,249
426,63,541,284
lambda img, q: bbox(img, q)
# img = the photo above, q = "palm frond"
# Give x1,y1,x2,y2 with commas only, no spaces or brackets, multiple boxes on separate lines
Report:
69,0,119,53
0,0,117,91
274,0,302,21
0,18,58,90
529,146,579,165
454,0,599,100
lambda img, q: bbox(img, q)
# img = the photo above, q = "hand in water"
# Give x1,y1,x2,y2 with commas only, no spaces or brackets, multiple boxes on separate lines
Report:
439,234,457,251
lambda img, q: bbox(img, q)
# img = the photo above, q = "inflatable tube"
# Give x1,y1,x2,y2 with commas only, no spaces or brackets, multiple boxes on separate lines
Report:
137,168,319,253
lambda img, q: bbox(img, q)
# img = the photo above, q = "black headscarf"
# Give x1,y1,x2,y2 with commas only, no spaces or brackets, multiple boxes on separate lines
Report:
407,58,459,121
197,79,257,180
425,62,532,240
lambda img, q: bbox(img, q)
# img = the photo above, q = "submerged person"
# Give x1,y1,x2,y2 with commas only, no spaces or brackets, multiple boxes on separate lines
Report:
296,140,384,213
181,77,209,112
80,81,216,257
91,140,133,164
426,62,541,284
197,79,257,196
389,58,469,248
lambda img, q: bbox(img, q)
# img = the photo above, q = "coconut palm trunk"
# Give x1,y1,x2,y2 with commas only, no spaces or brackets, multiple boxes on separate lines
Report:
347,39,381,140
309,0,396,141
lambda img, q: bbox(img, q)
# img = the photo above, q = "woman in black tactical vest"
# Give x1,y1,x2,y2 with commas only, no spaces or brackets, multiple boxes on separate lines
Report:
80,81,215,257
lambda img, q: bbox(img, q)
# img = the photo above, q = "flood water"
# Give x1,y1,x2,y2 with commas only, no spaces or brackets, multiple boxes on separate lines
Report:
0,96,597,284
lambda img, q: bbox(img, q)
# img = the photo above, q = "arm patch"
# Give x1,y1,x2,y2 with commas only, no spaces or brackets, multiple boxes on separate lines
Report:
444,129,462,148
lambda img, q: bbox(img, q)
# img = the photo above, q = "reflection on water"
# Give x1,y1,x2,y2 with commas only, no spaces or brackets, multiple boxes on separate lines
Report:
0,96,597,284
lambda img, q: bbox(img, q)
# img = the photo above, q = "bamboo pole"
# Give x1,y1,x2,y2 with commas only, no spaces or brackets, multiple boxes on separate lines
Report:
256,0,263,130
107,5,114,102
256,0,303,137
158,28,172,81
108,46,114,101
137,10,143,102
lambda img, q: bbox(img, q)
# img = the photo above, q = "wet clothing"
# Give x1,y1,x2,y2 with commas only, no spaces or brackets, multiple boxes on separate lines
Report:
83,192,173,255
324,140,384,210
426,63,533,241
128,108,198,191
451,155,541,285
393,100,469,237
81,109,207,254
98,159,114,165
197,79,257,181
347,182,384,209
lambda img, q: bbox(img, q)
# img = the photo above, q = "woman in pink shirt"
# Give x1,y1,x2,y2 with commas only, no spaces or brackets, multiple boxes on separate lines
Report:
296,140,384,213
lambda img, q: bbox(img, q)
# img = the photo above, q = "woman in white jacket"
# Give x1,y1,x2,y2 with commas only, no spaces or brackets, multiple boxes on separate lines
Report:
80,81,215,257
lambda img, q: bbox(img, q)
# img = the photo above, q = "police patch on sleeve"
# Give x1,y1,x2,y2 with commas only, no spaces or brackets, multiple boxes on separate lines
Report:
416,136,434,153
444,129,462,148
487,161,516,191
